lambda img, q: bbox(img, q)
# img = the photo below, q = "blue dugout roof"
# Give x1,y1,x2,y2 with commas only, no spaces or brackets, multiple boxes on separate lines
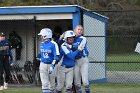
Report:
0,5,108,22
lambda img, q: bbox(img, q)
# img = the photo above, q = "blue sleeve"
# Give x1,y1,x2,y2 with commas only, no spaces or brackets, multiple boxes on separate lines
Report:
67,50,79,60
53,44,60,61
9,50,13,60
59,49,63,60
9,50,13,65
58,39,65,47
61,46,79,60
72,42,79,48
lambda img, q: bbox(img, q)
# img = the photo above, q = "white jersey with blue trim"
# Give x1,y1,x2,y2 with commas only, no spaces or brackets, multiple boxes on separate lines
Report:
73,35,89,59
40,40,60,64
60,42,79,67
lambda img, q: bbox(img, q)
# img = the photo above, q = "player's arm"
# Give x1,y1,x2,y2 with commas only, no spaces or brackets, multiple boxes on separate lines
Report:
58,39,65,47
49,43,60,74
8,40,13,65
80,36,87,48
61,45,79,60
9,50,13,65
52,42,60,65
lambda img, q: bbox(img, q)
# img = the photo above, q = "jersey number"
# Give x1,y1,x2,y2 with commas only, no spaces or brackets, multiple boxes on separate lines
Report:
43,53,49,58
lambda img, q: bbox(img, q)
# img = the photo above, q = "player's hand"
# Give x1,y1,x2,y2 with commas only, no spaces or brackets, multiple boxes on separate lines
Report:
10,60,14,66
59,33,65,40
10,63,14,66
62,43,72,49
78,45,84,51
67,44,72,49
49,65,54,74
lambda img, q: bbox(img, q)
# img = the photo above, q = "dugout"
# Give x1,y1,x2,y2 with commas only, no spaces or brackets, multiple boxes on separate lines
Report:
0,5,108,83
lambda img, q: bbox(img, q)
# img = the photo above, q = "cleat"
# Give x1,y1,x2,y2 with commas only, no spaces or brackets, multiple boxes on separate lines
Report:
0,86,4,90
4,82,8,89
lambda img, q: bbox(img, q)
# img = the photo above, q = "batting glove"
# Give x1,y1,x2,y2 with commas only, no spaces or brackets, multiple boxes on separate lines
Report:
52,60,56,65
67,44,72,49
78,45,84,51
49,65,55,74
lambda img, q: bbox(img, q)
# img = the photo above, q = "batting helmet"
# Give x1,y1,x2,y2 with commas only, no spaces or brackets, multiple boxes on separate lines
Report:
64,30,75,40
38,28,52,38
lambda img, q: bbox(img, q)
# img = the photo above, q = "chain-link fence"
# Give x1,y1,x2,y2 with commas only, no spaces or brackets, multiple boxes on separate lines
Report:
0,19,37,85
96,10,140,83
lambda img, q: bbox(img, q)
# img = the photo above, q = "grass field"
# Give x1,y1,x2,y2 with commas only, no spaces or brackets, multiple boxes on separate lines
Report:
1,54,140,93
107,53,140,62
1,83,140,93
107,53,140,71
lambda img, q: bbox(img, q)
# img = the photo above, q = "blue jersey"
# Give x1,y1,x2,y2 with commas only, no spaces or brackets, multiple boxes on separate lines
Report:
58,39,65,48
0,40,12,56
73,35,89,59
40,40,60,64
60,42,79,67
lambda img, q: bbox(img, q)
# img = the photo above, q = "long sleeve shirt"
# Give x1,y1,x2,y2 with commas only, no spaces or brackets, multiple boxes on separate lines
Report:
0,40,12,57
60,42,79,67
73,35,89,59
40,40,60,64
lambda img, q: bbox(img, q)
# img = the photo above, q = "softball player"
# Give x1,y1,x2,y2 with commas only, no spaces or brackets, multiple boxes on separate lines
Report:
56,30,83,93
73,25,90,93
38,28,60,93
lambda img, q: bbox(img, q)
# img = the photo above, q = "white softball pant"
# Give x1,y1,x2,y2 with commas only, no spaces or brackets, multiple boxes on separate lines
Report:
56,66,74,92
39,62,56,92
74,56,90,93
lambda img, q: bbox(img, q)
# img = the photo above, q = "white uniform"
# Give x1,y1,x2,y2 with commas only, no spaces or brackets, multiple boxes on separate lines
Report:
39,40,59,93
38,28,60,93
56,30,79,93
73,36,90,93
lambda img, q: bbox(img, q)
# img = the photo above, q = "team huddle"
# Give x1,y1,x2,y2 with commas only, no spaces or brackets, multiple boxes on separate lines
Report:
0,25,90,92
38,25,90,93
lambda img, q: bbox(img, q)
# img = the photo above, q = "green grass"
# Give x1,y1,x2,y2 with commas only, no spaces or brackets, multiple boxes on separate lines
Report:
1,83,140,93
0,87,41,93
107,53,140,62
106,53,140,71
92,83,140,93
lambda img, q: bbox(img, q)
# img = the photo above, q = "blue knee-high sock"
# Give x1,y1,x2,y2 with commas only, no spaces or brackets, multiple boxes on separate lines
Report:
51,89,57,93
85,85,90,93
77,86,82,93
42,89,52,93
57,91,62,93
66,89,72,93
